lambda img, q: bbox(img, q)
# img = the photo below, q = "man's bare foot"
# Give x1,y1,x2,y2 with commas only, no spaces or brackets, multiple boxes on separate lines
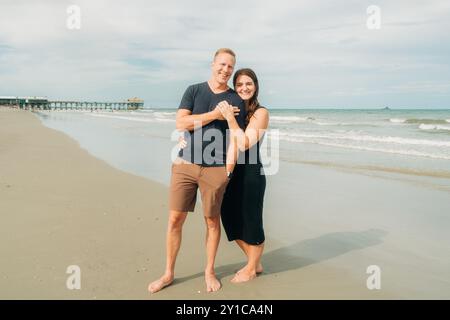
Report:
148,274,173,294
231,269,256,283
205,273,221,292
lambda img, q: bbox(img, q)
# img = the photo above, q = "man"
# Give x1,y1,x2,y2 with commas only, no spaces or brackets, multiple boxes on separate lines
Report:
148,48,246,293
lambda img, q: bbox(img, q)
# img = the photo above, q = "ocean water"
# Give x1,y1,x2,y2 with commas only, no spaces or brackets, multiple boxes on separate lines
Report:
36,108,450,183
270,109,450,176
35,108,450,298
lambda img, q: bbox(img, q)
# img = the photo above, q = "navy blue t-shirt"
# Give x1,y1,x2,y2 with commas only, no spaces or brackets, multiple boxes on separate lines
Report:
178,82,246,166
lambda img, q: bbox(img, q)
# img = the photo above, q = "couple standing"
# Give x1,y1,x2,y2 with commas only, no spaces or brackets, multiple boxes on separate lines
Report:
148,48,269,293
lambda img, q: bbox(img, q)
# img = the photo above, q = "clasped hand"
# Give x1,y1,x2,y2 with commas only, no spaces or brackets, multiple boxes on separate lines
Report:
213,101,239,121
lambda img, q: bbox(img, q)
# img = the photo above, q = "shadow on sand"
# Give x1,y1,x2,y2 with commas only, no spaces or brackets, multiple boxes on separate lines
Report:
172,228,388,286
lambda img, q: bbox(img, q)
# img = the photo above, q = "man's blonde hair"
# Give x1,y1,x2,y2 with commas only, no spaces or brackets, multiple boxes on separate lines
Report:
214,48,236,60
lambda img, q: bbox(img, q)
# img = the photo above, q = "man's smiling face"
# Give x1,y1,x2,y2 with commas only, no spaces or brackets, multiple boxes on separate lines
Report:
211,52,235,85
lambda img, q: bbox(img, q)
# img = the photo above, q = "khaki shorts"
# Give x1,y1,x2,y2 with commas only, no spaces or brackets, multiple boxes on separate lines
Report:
169,158,229,218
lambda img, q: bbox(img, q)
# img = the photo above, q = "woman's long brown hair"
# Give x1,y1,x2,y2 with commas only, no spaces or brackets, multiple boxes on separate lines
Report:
233,68,260,126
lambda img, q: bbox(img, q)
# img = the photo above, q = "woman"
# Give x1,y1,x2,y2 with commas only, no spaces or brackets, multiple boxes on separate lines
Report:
217,68,269,283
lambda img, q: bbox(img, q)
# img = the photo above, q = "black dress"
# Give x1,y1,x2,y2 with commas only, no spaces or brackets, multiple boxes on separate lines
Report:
221,135,266,245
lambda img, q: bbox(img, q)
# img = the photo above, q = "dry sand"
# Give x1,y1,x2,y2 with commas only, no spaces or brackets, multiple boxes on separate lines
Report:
0,108,390,299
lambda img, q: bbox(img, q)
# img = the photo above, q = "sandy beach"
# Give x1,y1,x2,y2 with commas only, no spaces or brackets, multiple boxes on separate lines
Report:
0,107,435,300
3,0,450,302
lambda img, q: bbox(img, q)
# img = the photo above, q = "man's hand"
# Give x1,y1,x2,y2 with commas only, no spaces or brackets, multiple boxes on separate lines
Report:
178,136,187,149
211,107,226,120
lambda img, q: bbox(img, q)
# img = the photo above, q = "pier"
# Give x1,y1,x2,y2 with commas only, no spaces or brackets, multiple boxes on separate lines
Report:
0,96,144,111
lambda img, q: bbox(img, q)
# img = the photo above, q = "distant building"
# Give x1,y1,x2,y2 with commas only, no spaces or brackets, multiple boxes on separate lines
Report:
0,96,18,106
0,96,48,108
127,97,144,110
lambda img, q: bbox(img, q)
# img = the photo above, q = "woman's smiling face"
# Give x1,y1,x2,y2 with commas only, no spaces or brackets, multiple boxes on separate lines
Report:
235,75,256,101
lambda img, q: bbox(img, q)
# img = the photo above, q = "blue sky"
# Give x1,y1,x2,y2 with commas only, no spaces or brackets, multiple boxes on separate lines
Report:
0,0,450,109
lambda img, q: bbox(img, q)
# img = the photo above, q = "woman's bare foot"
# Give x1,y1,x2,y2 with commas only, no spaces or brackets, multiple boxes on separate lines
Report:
205,273,221,292
148,274,173,294
237,263,263,274
256,263,263,274
231,268,256,283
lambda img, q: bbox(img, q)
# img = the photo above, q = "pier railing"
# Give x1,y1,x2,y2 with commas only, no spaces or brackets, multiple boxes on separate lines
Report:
0,98,144,111
46,100,142,111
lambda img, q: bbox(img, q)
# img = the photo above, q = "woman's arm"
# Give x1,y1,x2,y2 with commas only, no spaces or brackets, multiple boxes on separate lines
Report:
217,101,269,152
225,135,238,173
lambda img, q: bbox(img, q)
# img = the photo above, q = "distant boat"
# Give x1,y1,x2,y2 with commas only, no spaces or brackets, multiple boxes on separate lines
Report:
383,106,391,110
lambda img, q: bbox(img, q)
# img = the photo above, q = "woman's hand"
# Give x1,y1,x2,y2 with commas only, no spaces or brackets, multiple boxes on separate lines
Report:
216,101,239,121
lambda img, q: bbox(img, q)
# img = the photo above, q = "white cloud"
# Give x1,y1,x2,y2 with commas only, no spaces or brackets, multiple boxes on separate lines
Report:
0,0,449,108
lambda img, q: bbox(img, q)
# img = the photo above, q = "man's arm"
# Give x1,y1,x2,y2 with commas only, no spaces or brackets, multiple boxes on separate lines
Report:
175,109,220,132
176,106,241,132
